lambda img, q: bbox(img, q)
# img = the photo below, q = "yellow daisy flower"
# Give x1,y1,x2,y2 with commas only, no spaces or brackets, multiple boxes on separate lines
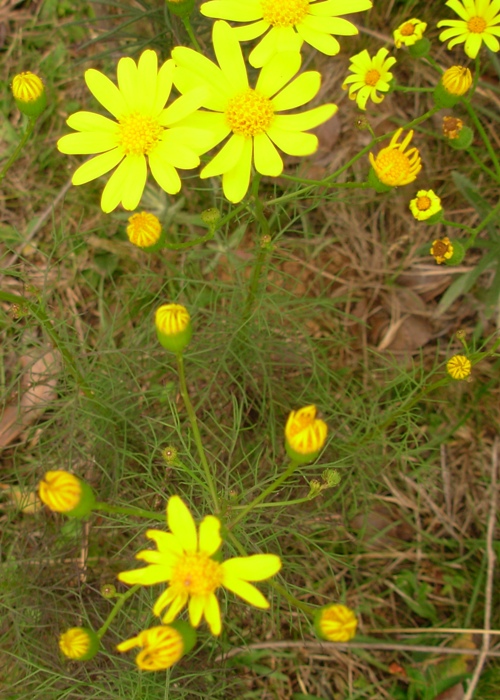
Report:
447,354,472,379
369,128,422,187
200,0,373,68
437,0,500,59
342,48,396,111
171,21,338,203
57,50,208,213
117,622,195,671
409,189,442,221
393,18,427,47
118,495,281,635
285,405,328,459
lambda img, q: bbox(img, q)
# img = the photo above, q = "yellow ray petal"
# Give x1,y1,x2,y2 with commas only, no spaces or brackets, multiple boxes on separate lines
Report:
255,50,301,99
149,153,182,194
189,594,205,627
167,496,198,552
296,22,341,54
253,133,283,176
221,554,281,581
272,72,321,112
201,133,245,178
222,576,270,608
204,593,222,635
198,515,222,555
213,20,248,92
274,104,337,132
118,563,168,586
267,125,318,156
200,0,262,21
220,138,252,203
66,111,118,133
70,149,123,185
57,131,117,155
84,68,127,119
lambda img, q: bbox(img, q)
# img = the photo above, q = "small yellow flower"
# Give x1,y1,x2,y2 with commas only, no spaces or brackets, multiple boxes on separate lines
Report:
118,495,281,635
409,189,442,221
285,405,328,461
437,0,500,59
315,604,358,642
447,354,472,380
127,212,163,249
342,48,396,111
11,71,46,117
393,18,427,47
117,623,195,671
59,627,99,660
200,0,373,68
442,115,464,139
369,128,422,187
430,236,454,264
442,65,473,95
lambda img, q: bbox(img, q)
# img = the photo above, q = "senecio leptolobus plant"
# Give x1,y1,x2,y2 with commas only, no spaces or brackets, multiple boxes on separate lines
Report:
4,0,500,673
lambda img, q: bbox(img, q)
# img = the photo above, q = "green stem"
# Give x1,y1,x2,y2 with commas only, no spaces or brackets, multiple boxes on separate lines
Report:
0,117,37,184
441,218,475,234
466,147,500,184
465,198,500,249
269,580,315,616
96,584,141,639
393,86,434,93
182,16,201,51
462,100,500,178
230,495,314,510
231,460,300,527
94,501,165,521
0,290,93,398
176,352,219,511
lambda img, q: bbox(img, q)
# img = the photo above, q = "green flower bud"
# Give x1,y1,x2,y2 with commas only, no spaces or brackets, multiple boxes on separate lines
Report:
12,72,47,117
155,304,192,354
59,627,100,661
444,239,465,265
165,0,195,18
408,37,431,57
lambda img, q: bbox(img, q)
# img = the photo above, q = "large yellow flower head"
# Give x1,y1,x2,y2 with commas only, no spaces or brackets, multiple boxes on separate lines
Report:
393,18,427,47
369,128,422,187
200,0,373,68
342,48,396,111
118,495,281,635
57,50,208,213
171,21,337,203
437,0,500,59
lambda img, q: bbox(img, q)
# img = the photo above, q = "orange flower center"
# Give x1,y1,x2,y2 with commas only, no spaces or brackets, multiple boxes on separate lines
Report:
260,0,309,27
417,196,431,211
225,89,275,138
118,112,163,156
400,22,416,36
170,552,223,597
432,239,452,258
365,69,380,86
375,150,411,186
467,16,487,33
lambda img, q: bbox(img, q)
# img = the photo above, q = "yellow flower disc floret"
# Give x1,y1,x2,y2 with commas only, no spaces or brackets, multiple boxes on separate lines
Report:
260,0,310,27
127,212,162,248
369,128,422,187
447,354,472,380
155,304,190,336
118,113,164,156
225,89,275,138
168,552,223,605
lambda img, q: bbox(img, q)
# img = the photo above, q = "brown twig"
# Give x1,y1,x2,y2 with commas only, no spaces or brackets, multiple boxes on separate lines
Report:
463,437,498,700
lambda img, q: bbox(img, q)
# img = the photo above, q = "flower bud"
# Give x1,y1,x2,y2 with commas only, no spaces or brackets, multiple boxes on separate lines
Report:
162,445,178,465
322,468,341,488
200,207,221,231
307,479,323,499
126,212,165,251
59,627,100,661
38,471,95,518
117,622,196,671
408,37,431,57
11,71,47,117
442,66,472,96
446,354,471,380
447,126,474,150
285,405,328,464
165,0,195,18
101,583,117,599
314,604,358,642
155,303,192,354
